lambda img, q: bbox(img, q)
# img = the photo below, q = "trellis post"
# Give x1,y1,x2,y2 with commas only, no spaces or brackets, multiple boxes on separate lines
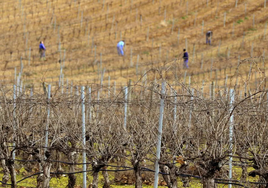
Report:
81,86,87,188
153,81,166,188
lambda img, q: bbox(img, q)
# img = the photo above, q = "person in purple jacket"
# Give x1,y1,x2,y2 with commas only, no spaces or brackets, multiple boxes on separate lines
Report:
39,41,46,60
183,49,189,69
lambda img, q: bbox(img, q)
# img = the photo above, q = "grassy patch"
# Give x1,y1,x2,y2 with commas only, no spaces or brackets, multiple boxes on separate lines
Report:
0,166,262,188
248,27,257,31
237,19,244,24
190,11,195,15
217,53,227,59
143,51,149,55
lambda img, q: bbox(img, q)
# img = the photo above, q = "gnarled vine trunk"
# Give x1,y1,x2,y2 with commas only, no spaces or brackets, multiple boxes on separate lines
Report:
36,160,52,188
92,170,99,188
67,152,77,188
160,164,178,188
241,162,247,182
0,153,10,185
0,140,11,187
35,150,52,188
160,165,171,187
133,160,142,188
102,166,110,188
42,160,52,188
7,159,16,188
92,162,105,188
202,177,216,188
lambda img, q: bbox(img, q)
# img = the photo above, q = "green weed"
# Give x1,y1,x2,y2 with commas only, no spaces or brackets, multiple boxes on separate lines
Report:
218,53,226,58
143,51,149,55
237,19,244,24
248,27,257,31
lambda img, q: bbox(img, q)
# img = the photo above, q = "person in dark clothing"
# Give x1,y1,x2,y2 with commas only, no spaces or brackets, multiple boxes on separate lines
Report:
206,31,213,45
183,49,189,69
39,41,46,60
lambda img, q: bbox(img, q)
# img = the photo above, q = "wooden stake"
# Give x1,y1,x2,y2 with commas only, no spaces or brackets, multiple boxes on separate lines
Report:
146,27,150,41
106,4,109,21
177,28,180,45
164,7,166,22
186,1,188,15
253,14,255,27
136,55,139,75
130,47,133,67
136,8,138,22
171,18,175,34
217,40,221,55
264,22,267,40
241,32,245,48
251,42,254,57
210,58,213,79
215,70,218,89
28,48,31,66
183,71,187,84
192,44,195,64
166,50,169,62
185,38,188,51
91,37,94,53
159,43,162,59
111,14,115,31
201,53,204,70
202,20,204,35
232,22,235,37
81,11,83,28
194,12,197,26
224,12,226,27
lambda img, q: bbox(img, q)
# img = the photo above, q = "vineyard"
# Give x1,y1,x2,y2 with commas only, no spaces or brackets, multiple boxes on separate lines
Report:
1,0,268,187
1,76,268,188
0,0,267,90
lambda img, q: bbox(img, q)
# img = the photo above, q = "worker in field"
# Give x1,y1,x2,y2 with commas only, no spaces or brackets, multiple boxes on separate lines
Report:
39,41,46,60
206,31,213,45
183,49,189,69
117,40,125,56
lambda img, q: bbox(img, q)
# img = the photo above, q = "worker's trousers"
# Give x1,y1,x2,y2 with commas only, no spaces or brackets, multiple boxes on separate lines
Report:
117,46,124,56
184,59,189,69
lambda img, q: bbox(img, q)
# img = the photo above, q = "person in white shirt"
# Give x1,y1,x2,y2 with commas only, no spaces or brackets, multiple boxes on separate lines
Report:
117,40,125,56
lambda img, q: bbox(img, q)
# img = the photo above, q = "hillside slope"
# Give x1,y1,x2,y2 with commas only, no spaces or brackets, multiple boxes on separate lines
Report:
0,0,267,92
